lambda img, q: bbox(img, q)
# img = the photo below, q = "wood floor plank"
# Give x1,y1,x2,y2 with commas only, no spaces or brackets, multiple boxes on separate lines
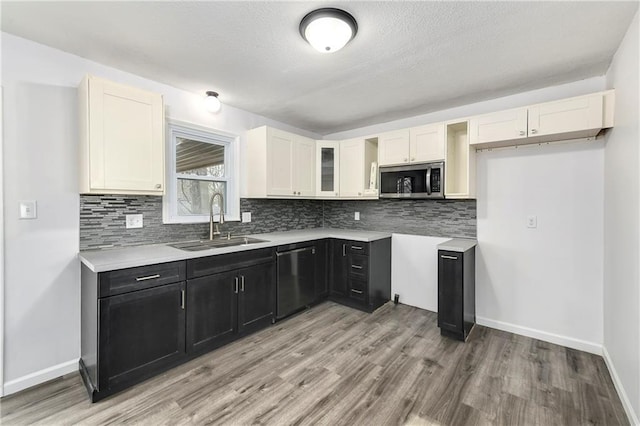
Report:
0,301,629,426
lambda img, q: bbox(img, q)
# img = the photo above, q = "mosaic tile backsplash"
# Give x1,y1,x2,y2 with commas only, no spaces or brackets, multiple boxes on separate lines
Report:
80,195,476,250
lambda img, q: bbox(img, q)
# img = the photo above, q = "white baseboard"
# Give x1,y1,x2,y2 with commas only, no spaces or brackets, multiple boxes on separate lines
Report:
602,346,640,426
3,359,79,396
476,316,602,355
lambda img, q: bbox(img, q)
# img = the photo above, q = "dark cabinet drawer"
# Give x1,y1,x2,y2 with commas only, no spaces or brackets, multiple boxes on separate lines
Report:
99,261,186,297
349,278,367,301
348,254,368,279
348,242,369,255
187,248,274,279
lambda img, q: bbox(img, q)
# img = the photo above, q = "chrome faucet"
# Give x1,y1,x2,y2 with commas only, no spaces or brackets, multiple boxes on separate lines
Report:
209,192,225,240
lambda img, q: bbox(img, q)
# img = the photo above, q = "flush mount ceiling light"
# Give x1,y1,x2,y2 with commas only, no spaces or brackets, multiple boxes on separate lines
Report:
204,91,221,113
299,8,358,54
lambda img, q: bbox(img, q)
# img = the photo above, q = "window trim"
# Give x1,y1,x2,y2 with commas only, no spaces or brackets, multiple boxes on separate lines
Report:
163,119,240,224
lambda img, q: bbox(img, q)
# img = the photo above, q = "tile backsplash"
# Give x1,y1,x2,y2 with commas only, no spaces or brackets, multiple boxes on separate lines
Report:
80,196,323,250
80,195,476,250
323,199,476,238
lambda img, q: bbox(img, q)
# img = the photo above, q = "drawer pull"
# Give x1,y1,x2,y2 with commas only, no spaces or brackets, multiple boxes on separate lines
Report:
351,289,363,294
440,255,458,260
351,246,363,250
351,265,363,270
135,274,160,281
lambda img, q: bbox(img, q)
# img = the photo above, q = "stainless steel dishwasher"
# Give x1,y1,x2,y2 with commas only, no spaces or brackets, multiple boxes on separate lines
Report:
276,243,316,319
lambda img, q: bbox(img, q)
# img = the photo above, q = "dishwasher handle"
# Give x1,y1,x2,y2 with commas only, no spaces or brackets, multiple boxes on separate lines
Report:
276,246,315,256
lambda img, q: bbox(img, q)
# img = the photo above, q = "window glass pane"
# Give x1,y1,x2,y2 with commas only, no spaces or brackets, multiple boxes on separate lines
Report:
177,179,226,216
176,138,225,177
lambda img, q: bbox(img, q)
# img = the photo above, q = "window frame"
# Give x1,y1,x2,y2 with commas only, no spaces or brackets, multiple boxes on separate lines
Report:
163,119,240,224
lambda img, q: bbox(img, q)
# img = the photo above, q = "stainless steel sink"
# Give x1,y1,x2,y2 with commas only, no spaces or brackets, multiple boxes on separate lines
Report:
168,236,268,251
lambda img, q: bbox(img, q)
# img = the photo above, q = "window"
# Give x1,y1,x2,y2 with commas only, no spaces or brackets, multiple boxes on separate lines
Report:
163,120,239,224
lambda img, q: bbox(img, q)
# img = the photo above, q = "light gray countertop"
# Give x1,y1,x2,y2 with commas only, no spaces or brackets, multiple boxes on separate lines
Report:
437,238,477,252
79,228,392,273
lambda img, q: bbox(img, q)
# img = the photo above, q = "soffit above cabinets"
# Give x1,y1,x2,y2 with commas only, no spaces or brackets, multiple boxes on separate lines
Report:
2,2,637,135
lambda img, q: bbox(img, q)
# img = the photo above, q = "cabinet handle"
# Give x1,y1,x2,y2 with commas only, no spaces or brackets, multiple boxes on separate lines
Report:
135,274,160,281
411,157,415,161
240,275,245,292
335,192,338,196
531,129,538,134
351,245,363,250
441,255,458,260
180,289,185,310
519,130,526,136
404,158,408,162
342,244,346,257
234,277,239,294
351,289,363,294
293,191,296,195
351,264,363,270
155,184,162,189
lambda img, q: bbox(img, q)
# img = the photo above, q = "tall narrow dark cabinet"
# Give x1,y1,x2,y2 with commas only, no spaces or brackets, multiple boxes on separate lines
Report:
437,239,477,341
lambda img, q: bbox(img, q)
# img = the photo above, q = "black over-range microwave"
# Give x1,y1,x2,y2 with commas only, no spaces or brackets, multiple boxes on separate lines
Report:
379,161,445,199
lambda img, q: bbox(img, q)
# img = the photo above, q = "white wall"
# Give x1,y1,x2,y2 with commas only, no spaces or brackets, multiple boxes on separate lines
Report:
0,32,321,394
391,234,448,312
603,11,640,425
476,141,604,353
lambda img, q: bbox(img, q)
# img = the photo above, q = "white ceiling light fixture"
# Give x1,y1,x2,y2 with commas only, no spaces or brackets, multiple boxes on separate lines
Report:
204,91,221,113
299,8,358,54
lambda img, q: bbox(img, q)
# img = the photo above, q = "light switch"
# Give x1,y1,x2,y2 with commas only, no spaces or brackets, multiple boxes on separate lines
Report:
242,212,252,223
125,214,143,229
19,200,37,219
527,215,537,228
354,211,360,221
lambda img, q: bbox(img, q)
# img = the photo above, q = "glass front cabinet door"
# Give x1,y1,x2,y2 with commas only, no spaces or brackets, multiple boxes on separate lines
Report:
316,141,340,197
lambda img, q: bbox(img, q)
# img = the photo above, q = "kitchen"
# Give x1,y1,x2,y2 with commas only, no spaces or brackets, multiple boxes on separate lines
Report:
0,1,639,425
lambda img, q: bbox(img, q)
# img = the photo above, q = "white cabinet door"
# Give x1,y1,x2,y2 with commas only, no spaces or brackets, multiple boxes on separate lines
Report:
528,94,603,137
316,141,340,197
340,138,365,197
87,76,164,194
294,136,316,197
469,108,528,145
409,123,445,162
266,128,295,196
378,129,410,166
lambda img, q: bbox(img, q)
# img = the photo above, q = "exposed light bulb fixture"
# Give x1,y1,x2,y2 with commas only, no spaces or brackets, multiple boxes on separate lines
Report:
204,91,221,113
299,8,357,54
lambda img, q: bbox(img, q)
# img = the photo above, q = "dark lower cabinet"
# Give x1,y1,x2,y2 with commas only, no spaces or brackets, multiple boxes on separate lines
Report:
438,247,476,341
329,238,391,313
98,282,186,391
238,262,275,332
186,271,237,355
314,239,329,299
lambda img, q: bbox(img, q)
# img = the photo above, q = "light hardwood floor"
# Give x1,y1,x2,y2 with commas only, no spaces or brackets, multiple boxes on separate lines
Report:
0,302,629,425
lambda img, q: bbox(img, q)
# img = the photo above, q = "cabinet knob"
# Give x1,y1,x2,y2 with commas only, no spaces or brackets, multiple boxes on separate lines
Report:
411,157,415,161
155,184,162,189
358,192,362,196
404,158,408,162
335,192,338,196
531,129,538,134
293,191,296,195
519,130,526,136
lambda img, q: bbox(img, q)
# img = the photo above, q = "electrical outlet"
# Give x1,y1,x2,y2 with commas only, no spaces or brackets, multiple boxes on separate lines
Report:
126,214,143,229
527,215,537,228
19,200,37,219
354,211,360,221
242,212,252,223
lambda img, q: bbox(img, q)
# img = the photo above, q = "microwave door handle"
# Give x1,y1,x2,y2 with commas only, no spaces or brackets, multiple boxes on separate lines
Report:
426,167,432,195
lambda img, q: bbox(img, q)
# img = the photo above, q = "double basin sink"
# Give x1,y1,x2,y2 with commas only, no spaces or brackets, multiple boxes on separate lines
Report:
168,236,268,252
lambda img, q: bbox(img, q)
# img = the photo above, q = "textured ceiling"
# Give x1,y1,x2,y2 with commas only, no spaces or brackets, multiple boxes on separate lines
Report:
1,1,637,135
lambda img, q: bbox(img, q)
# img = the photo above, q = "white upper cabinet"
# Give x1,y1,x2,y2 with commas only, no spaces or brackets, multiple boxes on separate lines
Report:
469,91,612,149
246,126,315,198
79,75,164,195
378,129,410,166
294,136,316,197
340,138,365,197
469,108,528,146
528,93,603,138
316,141,340,197
410,123,445,162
